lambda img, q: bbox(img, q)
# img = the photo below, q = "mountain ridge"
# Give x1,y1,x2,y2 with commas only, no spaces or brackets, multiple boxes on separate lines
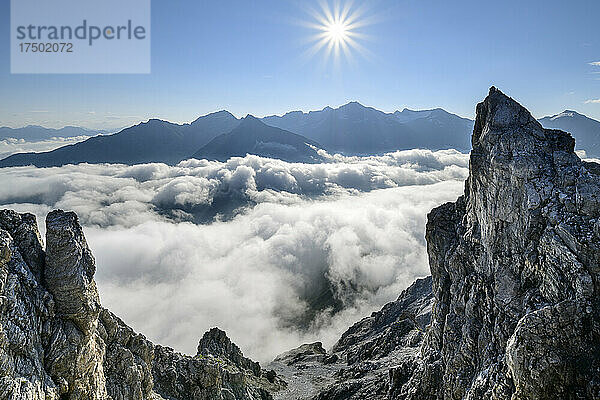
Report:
0,111,240,167
539,109,600,157
192,115,325,163
2,102,600,168
0,125,110,141
262,102,475,154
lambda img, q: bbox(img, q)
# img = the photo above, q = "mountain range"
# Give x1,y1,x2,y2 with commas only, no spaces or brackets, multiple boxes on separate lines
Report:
262,103,474,154
538,110,600,158
2,88,599,399
1,102,600,168
192,115,324,163
0,111,239,167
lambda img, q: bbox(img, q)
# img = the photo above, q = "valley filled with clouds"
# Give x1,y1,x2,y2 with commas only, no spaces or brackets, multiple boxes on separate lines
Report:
0,135,93,159
0,149,468,362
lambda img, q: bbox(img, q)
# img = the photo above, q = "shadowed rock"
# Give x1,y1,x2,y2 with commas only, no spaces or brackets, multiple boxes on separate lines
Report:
0,209,45,280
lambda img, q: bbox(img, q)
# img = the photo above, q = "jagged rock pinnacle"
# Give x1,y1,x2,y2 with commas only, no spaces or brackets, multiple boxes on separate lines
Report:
45,210,101,335
392,87,600,399
198,327,262,377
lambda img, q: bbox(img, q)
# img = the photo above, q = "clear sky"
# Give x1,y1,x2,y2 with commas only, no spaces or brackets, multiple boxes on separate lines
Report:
0,0,599,129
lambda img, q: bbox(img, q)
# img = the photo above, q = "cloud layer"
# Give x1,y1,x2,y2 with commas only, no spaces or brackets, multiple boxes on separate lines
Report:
0,136,92,159
0,150,468,362
0,149,468,226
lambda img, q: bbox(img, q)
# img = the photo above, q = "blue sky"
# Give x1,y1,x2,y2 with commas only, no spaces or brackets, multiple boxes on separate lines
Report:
0,0,599,129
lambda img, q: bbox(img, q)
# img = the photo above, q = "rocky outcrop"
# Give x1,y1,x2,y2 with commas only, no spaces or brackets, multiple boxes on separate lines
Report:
0,217,56,398
272,87,600,400
198,328,261,377
273,342,328,366
268,277,433,400
0,209,279,400
45,210,101,335
394,87,600,399
0,210,45,280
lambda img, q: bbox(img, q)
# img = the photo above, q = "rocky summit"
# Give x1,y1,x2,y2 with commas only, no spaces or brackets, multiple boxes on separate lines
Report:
0,209,283,400
1,87,599,400
398,87,600,400
270,87,600,400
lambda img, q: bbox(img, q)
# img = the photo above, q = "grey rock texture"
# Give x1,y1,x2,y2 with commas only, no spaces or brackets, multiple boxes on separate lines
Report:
0,209,279,400
45,210,101,335
394,87,600,399
198,328,261,377
272,87,600,400
0,223,57,399
273,342,328,366
268,343,343,400
0,210,45,280
268,277,433,400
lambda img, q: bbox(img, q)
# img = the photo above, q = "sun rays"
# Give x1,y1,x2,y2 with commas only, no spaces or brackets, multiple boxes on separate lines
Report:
300,0,373,66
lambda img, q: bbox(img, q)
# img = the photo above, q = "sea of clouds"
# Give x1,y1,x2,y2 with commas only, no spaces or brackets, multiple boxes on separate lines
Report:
0,149,469,362
0,136,93,159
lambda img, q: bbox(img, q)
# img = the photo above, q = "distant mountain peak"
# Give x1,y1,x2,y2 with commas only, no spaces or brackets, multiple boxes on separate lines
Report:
213,110,234,116
341,101,364,107
397,107,445,115
192,115,324,163
557,110,581,117
238,114,265,128
539,109,600,157
338,101,371,112
540,110,588,122
261,102,474,153
190,110,237,125
0,111,240,167
146,118,168,124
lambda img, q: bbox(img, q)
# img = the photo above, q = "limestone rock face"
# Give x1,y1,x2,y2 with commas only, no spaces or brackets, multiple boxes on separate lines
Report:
0,226,57,399
394,88,600,399
0,209,278,400
0,210,45,280
45,210,101,335
198,327,262,377
269,278,433,400
98,309,156,400
273,342,328,366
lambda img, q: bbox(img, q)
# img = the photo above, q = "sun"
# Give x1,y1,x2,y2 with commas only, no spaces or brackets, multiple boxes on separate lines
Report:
301,1,373,65
326,21,349,44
